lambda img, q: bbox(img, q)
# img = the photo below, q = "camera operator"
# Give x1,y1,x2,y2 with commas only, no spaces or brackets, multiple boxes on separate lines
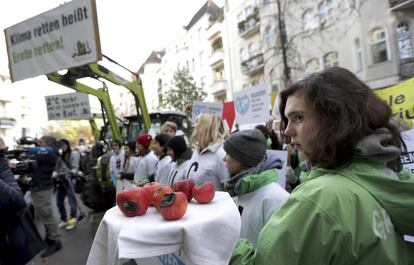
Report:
27,135,62,257
53,139,80,231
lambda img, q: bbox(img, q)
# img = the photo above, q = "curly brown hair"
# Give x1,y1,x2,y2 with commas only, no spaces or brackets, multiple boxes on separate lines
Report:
279,67,402,170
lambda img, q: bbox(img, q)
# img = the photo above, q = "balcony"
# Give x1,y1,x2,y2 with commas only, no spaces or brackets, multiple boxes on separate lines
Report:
238,8,260,38
0,117,16,128
207,22,222,41
209,79,228,95
241,53,264,75
399,58,414,79
208,50,224,67
390,0,414,10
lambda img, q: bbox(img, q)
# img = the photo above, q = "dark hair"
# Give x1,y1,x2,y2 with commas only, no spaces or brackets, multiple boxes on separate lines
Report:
155,133,172,147
255,124,269,138
279,67,402,170
111,139,122,147
57,138,71,149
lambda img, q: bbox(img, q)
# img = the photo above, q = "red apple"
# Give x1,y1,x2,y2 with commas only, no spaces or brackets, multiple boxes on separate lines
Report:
171,179,195,202
159,192,188,221
143,182,161,206
153,186,174,211
116,187,150,217
192,181,215,204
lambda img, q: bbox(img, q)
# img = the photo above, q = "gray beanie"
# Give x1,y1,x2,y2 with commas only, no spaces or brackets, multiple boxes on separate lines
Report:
41,135,57,147
224,129,266,167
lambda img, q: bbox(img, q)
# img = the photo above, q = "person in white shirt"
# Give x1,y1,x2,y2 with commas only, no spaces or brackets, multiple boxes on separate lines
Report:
187,113,229,191
117,141,139,193
134,134,158,183
224,129,289,246
165,136,193,185
152,134,173,185
109,139,124,187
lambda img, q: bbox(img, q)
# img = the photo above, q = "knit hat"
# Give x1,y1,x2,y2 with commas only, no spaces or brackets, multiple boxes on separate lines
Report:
166,136,187,159
224,129,266,167
136,134,152,150
41,135,57,147
154,133,172,147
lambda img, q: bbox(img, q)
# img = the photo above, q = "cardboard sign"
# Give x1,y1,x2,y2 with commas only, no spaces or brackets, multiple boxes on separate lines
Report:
233,83,270,126
191,101,223,124
45,92,92,120
4,0,101,82
401,128,414,174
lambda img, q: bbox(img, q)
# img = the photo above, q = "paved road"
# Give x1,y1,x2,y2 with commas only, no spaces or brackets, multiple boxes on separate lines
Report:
28,194,107,265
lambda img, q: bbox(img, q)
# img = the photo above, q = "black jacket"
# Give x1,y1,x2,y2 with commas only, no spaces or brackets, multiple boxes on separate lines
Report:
27,146,59,191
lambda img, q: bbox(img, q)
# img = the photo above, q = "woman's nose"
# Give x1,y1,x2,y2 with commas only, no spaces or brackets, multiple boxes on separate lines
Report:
284,123,295,137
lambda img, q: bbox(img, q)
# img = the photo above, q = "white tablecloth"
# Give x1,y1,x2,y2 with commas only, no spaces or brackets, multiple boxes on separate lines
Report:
86,191,241,265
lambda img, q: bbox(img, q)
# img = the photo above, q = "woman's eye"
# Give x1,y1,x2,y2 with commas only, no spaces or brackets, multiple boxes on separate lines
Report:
294,115,304,122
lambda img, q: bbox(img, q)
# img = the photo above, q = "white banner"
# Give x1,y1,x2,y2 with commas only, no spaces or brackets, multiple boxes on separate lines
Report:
45,92,92,120
401,128,414,174
191,101,223,124
233,83,270,126
4,0,101,82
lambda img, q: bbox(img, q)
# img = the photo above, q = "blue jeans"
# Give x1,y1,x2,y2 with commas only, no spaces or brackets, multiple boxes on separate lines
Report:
56,179,78,222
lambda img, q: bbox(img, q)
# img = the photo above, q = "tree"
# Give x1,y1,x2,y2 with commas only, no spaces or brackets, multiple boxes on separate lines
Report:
162,68,207,118
41,120,94,146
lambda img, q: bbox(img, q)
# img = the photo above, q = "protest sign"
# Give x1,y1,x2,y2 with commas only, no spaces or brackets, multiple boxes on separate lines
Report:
45,92,92,120
4,0,101,82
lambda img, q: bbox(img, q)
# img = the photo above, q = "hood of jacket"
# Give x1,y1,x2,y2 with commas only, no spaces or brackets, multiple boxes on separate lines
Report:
226,150,282,196
176,148,193,166
308,127,414,236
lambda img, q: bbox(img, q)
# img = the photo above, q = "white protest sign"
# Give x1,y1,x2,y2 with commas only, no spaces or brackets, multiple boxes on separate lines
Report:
4,0,101,82
401,128,414,174
45,92,92,120
233,83,270,126
268,150,288,189
191,101,223,124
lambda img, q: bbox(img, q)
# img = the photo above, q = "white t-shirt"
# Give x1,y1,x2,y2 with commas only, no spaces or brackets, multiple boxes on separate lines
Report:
133,151,158,181
187,140,229,191
154,155,173,185
109,151,125,179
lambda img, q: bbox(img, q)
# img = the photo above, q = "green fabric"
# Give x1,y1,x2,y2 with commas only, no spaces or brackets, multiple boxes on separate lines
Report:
238,169,278,195
230,161,414,265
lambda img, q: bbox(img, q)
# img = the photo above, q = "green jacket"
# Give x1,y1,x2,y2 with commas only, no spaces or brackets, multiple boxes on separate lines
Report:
230,130,414,265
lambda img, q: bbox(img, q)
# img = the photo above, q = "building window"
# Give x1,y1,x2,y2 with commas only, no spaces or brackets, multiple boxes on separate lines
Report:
248,42,259,57
265,25,276,45
302,8,318,31
397,22,413,59
354,38,363,72
157,79,163,106
318,0,333,27
269,69,278,92
323,52,338,68
240,48,248,62
370,28,388,64
305,58,320,74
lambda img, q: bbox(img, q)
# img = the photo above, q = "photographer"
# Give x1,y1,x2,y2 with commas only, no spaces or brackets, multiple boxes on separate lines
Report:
53,139,80,231
27,135,62,257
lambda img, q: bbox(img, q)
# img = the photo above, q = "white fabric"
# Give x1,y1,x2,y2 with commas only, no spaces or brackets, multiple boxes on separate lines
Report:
187,140,229,191
86,192,241,265
134,151,158,181
237,182,289,247
154,155,173,185
168,159,193,186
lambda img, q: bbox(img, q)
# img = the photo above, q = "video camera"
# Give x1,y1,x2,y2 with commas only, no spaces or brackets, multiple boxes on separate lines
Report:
5,137,38,175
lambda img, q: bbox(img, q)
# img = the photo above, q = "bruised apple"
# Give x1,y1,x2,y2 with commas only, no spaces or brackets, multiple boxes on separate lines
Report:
116,187,150,217
153,186,174,211
192,181,215,204
172,179,195,202
143,182,161,206
159,192,188,221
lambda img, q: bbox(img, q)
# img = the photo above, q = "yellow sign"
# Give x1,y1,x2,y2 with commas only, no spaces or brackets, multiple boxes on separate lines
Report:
373,78,414,120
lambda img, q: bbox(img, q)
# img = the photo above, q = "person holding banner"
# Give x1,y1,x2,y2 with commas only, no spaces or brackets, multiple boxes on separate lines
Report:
230,67,414,265
187,113,229,191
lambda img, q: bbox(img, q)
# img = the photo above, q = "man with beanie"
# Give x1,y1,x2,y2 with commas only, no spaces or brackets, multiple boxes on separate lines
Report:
27,135,62,257
152,133,173,185
166,136,193,185
134,134,158,183
224,129,289,247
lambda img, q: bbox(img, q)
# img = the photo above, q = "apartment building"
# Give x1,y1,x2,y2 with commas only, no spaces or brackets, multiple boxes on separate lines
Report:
139,0,414,112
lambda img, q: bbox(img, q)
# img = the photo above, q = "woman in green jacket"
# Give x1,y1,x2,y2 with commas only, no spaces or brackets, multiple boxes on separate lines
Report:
230,67,414,265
